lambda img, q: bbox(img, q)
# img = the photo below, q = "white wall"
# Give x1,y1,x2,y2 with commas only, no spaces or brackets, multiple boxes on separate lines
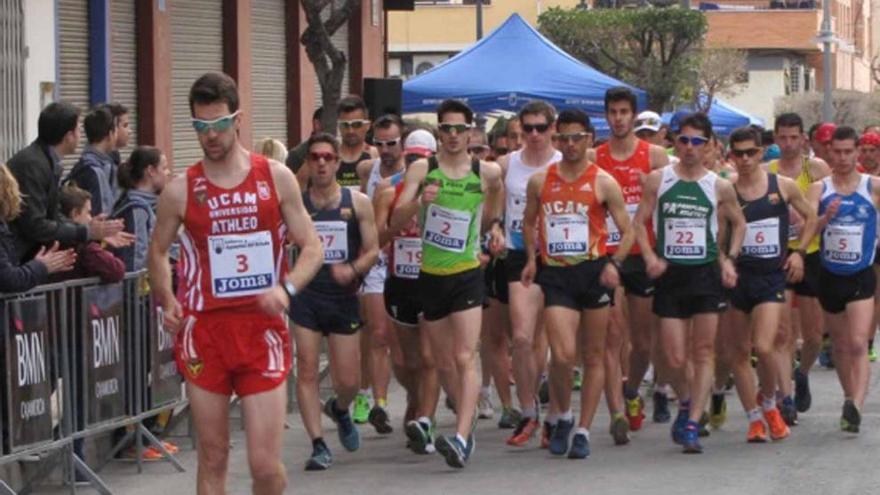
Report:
23,0,57,142
725,54,788,127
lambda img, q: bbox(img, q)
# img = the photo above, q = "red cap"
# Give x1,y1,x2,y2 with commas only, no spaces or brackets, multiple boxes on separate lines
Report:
860,132,880,147
815,123,837,143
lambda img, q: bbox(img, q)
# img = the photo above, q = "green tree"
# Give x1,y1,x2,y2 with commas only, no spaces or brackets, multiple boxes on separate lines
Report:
538,7,707,111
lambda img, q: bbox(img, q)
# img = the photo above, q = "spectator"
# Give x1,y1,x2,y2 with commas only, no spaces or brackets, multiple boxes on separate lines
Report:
7,102,128,261
257,137,288,163
65,105,119,216
54,184,125,284
286,106,323,174
0,164,76,292
104,102,132,167
111,146,171,271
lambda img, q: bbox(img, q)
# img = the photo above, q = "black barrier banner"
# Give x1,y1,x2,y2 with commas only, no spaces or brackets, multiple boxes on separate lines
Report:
150,305,181,407
82,284,126,426
4,297,53,451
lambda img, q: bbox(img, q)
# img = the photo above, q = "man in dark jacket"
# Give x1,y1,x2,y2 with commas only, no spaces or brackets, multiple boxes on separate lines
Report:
64,105,118,215
7,102,127,261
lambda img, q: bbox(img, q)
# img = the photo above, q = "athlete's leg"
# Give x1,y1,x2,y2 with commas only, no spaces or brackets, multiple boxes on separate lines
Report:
775,291,795,394
187,382,231,495
830,298,874,407
363,293,393,405
713,309,733,394
545,306,580,416
509,282,544,416
727,308,757,412
242,385,288,495
394,322,423,410
688,313,720,423
659,318,690,403
327,332,362,410
484,298,513,409
604,287,627,415
448,306,483,437
578,307,611,429
752,303,783,403
293,325,325,440
424,317,461,413
417,320,441,420
626,294,654,394
797,296,824,375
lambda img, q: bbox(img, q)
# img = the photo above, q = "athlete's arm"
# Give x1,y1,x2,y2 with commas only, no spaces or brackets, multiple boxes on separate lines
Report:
648,144,670,170
871,176,880,209
147,176,186,332
520,171,545,286
388,159,429,233
808,158,831,180
780,176,815,282
356,158,374,194
374,186,396,247
806,181,838,231
349,190,380,280
716,178,745,288
633,170,662,267
600,172,634,263
481,160,505,233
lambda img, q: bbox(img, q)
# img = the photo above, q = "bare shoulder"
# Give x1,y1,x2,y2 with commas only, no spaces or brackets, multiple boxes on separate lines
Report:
356,158,374,178
351,189,373,216
808,158,831,178
480,160,503,181
160,174,188,209
648,144,670,168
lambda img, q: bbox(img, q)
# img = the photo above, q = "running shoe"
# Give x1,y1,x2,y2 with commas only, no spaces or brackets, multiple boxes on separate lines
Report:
352,393,370,424
161,441,180,455
870,345,878,363
435,435,468,468
368,405,393,434
572,368,583,391
819,336,834,369
567,433,590,459
710,393,727,429
698,412,711,437
507,417,540,446
625,395,646,431
764,408,790,440
681,421,703,454
779,396,798,427
538,377,550,405
671,408,689,445
478,390,495,420
498,407,522,429
405,420,435,454
326,399,360,452
746,419,767,443
841,400,861,434
304,441,333,471
550,419,574,456
794,367,812,413
123,446,164,461
652,391,671,423
610,413,631,445
541,421,553,449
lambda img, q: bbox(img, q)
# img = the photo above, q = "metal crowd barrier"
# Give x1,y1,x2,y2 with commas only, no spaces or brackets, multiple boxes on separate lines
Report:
0,271,187,495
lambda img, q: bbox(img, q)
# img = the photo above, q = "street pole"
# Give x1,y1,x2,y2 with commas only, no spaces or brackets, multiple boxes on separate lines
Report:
476,0,483,40
820,0,834,122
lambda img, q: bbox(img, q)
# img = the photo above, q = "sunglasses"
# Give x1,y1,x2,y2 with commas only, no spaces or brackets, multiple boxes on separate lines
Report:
554,132,591,144
373,138,401,148
468,145,490,154
191,111,240,134
308,151,337,162
438,123,473,134
677,135,709,147
729,148,762,158
339,120,371,130
522,123,551,134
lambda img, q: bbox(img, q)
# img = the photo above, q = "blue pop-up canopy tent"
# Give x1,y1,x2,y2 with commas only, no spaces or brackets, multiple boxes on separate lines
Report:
402,13,647,118
663,98,765,137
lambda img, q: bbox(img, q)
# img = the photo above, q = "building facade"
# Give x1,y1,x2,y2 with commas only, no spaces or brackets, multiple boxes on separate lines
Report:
1,0,385,169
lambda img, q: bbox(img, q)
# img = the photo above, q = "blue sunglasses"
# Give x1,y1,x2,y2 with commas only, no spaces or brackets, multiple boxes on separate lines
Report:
677,135,709,147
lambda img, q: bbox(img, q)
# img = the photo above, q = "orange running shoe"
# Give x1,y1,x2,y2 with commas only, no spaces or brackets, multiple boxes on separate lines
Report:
764,408,791,441
746,420,767,443
507,418,540,447
161,441,180,454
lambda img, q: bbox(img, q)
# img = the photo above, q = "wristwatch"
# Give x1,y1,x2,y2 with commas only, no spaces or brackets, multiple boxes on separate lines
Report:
282,280,297,302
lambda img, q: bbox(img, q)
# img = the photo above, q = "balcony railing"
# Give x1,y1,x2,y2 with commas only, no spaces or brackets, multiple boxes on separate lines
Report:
698,0,818,10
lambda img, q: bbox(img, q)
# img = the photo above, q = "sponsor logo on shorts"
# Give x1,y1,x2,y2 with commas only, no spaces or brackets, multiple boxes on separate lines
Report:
186,359,204,378
350,321,360,330
598,293,611,304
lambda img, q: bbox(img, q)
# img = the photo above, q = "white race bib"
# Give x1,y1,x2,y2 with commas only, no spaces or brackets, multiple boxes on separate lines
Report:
664,218,707,259
393,238,422,279
423,204,471,253
545,213,589,256
742,218,781,258
315,220,349,264
208,230,275,298
824,224,863,264
606,203,638,247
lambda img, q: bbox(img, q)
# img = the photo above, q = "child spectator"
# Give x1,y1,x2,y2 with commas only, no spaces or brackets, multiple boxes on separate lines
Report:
0,164,76,292
111,147,172,271
55,184,125,284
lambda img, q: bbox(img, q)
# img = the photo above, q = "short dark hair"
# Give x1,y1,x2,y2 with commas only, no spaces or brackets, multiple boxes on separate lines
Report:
59,183,92,217
556,109,593,134
373,114,404,133
505,116,520,134
728,126,762,147
678,112,713,139
307,132,340,155
119,146,162,189
37,102,81,146
338,96,368,116
436,99,474,124
189,71,240,116
774,112,804,133
518,100,556,125
313,107,324,121
604,86,637,114
832,126,859,145
103,102,129,119
83,106,117,144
